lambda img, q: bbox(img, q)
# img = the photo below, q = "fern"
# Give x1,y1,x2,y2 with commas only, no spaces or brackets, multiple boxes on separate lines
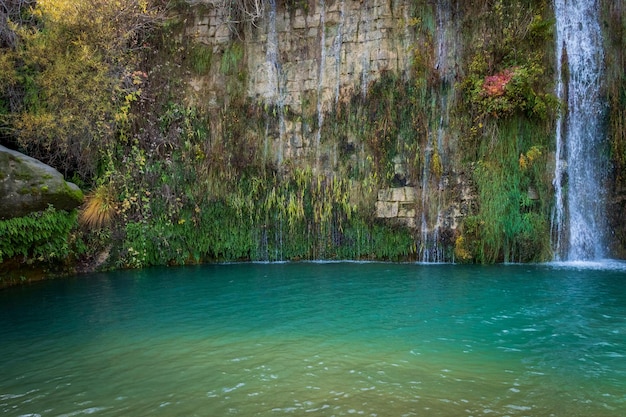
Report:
0,206,78,263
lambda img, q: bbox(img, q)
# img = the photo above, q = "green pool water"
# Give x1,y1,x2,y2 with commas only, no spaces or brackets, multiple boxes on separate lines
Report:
1,262,625,416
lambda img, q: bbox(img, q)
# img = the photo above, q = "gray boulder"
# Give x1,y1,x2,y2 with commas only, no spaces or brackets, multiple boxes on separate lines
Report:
0,145,84,219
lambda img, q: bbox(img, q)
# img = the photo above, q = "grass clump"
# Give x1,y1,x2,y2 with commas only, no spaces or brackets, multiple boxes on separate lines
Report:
79,184,117,230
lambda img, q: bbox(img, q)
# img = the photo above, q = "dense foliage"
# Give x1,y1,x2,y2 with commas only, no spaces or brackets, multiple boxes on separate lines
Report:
0,0,428,272
0,0,166,178
455,0,557,263
0,206,80,263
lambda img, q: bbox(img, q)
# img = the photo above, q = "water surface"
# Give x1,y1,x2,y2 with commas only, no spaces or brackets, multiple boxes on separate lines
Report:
1,262,625,416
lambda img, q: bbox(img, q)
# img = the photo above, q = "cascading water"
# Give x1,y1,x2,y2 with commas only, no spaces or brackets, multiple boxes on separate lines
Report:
314,0,345,171
552,0,608,261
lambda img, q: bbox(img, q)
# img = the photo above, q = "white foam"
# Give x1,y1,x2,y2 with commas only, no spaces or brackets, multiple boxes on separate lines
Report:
547,259,626,271
222,382,245,393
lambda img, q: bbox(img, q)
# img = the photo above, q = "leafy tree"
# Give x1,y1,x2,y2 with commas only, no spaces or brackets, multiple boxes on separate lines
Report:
1,0,167,180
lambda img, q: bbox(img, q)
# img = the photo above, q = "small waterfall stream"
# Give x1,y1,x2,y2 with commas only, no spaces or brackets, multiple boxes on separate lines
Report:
265,0,286,259
333,0,346,105
266,0,286,166
315,0,345,171
553,0,608,260
315,0,327,169
418,0,455,263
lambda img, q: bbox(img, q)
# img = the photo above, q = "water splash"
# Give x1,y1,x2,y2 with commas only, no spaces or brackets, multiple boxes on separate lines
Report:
552,0,607,260
548,259,626,272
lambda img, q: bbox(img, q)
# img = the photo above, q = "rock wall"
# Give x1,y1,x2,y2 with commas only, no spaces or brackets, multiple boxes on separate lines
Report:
376,187,418,227
186,0,415,160
181,0,467,261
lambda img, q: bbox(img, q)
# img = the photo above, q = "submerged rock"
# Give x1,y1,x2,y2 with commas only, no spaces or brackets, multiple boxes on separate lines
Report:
0,145,83,219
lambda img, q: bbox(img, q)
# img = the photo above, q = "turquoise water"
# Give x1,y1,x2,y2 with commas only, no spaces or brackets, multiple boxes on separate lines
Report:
1,262,625,416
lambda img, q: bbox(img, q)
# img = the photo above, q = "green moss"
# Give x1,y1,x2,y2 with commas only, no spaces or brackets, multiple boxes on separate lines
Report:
14,170,33,181
189,42,213,74
220,42,244,76
109,141,420,268
64,183,84,202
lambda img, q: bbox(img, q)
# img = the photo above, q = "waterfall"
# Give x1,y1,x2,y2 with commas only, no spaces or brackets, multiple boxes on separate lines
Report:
552,0,608,260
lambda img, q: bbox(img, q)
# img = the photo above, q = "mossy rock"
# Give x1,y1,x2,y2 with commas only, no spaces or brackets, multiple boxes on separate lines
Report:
0,145,84,219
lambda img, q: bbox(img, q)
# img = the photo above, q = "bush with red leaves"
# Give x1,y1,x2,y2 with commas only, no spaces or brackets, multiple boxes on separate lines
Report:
482,68,517,97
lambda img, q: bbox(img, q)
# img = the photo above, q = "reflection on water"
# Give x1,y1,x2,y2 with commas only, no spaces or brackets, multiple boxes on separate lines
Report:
1,263,625,416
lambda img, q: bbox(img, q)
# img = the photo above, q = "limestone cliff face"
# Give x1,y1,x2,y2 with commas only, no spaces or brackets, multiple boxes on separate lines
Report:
187,0,417,159
183,1,465,259
169,1,625,261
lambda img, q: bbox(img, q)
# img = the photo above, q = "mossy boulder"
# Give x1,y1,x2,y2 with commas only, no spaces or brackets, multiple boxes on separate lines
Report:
0,145,84,219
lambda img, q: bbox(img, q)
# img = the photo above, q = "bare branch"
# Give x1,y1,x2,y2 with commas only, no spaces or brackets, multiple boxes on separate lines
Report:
187,0,266,26
0,0,37,48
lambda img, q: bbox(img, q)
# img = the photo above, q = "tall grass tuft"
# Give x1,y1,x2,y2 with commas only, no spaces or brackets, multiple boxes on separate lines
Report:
80,184,117,230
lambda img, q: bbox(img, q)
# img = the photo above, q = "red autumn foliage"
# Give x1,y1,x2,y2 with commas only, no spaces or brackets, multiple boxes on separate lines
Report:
482,68,516,97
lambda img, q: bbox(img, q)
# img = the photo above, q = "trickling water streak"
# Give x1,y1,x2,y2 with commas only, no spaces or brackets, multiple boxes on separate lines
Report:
266,0,286,165
419,0,454,263
360,56,370,98
402,2,413,79
258,227,269,261
333,0,346,104
434,0,449,79
315,0,327,169
359,4,372,98
261,0,287,258
552,0,607,260
419,142,435,263
275,214,284,261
